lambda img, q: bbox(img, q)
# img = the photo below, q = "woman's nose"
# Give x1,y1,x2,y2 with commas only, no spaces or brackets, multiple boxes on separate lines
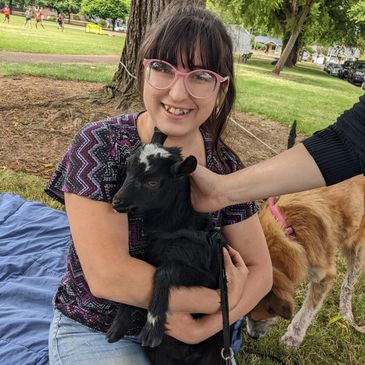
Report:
168,75,189,100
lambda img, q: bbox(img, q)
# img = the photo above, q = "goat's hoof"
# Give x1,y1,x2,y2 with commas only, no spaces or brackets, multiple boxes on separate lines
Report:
280,333,302,347
106,331,122,343
139,324,163,348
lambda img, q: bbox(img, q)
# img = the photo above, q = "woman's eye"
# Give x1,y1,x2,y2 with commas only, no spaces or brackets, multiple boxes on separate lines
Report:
151,62,171,74
191,72,214,82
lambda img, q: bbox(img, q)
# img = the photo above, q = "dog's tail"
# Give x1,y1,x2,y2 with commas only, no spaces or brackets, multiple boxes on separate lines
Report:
287,120,297,149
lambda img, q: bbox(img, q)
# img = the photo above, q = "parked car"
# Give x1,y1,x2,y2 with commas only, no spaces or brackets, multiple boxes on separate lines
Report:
348,61,365,85
329,63,341,77
323,61,335,73
114,25,127,32
338,60,354,79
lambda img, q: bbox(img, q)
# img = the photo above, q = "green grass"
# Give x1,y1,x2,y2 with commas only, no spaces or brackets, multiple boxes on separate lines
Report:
0,61,118,83
234,55,363,134
0,167,63,210
0,15,124,54
238,261,365,365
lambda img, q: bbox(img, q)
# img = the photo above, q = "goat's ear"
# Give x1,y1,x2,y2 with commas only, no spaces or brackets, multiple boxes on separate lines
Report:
170,156,197,176
151,127,167,145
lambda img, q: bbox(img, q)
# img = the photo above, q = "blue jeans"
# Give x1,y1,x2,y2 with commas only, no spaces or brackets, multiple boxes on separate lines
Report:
48,308,151,365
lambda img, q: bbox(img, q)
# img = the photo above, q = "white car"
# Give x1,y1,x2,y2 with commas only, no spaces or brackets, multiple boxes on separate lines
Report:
114,25,127,32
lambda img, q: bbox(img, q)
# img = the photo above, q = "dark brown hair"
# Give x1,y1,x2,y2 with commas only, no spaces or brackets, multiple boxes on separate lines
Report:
136,4,237,167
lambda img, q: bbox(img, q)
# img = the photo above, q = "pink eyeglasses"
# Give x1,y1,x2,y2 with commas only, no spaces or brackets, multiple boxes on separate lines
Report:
143,59,229,99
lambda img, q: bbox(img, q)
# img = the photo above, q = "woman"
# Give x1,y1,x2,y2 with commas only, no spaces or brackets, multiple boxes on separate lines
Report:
191,96,365,212
46,5,272,365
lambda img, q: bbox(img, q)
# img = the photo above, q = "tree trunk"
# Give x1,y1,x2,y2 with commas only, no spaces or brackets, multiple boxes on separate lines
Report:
282,31,299,68
272,0,316,75
106,0,206,112
104,0,173,112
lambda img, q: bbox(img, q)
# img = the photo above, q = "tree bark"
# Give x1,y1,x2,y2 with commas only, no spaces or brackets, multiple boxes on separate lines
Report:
282,32,301,68
105,0,206,112
272,0,316,75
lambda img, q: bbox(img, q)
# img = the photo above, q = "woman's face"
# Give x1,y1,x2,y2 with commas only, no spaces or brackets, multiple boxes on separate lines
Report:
142,51,221,141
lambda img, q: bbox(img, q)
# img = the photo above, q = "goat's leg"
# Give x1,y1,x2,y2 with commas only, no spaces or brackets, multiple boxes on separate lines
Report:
139,263,215,348
340,245,365,332
106,306,132,343
281,266,336,347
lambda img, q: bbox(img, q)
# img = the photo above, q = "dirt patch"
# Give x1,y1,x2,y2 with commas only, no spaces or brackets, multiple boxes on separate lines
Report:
0,75,306,180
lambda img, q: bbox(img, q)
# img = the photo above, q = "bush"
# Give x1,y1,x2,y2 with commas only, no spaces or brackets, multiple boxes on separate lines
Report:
98,19,106,28
48,15,56,22
73,14,81,20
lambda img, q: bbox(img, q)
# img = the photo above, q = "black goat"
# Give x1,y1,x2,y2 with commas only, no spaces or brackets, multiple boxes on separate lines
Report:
107,131,232,364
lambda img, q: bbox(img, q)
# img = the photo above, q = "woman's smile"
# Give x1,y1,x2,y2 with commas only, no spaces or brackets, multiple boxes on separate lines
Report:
162,102,194,120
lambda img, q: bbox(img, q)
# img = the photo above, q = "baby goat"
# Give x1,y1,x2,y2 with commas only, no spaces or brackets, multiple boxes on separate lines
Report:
107,131,231,365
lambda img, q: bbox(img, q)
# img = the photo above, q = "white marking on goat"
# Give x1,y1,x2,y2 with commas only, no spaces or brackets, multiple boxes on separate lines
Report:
139,144,171,171
147,312,159,327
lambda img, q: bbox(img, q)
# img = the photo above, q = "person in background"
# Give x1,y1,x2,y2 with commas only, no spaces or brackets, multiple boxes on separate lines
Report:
35,8,45,30
2,4,10,23
46,4,272,365
190,96,365,212
23,6,33,30
57,12,64,31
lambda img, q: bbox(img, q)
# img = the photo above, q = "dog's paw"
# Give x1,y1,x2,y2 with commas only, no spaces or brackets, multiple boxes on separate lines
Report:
280,333,303,347
138,321,164,348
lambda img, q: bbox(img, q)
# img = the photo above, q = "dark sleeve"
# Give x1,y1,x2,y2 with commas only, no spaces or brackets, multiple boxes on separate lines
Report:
302,94,365,185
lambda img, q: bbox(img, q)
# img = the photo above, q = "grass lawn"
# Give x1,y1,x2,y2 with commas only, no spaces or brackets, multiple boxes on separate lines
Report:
0,61,118,83
234,55,363,134
0,15,124,54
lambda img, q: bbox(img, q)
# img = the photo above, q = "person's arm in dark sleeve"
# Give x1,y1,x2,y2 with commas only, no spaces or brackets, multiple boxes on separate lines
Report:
303,95,365,185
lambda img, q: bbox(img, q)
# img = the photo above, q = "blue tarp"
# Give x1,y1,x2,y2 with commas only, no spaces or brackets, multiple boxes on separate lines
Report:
0,193,69,365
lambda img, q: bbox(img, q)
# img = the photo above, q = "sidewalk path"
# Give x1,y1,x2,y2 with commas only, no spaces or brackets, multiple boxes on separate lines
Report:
0,51,120,64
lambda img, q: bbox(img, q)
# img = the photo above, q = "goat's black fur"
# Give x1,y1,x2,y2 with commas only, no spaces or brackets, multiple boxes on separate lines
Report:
107,134,232,364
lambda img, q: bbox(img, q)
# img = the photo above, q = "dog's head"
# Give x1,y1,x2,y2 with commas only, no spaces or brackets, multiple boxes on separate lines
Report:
246,267,295,339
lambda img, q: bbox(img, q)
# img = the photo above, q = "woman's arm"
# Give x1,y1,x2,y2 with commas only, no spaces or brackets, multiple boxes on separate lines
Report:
191,143,325,212
166,213,273,343
65,192,245,314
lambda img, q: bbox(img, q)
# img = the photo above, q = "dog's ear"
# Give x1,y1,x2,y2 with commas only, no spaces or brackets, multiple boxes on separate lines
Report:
267,292,294,320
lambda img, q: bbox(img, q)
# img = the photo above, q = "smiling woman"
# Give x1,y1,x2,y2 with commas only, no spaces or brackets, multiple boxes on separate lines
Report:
44,3,272,365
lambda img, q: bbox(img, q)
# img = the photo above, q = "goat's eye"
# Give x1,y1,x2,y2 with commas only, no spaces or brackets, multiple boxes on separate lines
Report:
144,179,160,189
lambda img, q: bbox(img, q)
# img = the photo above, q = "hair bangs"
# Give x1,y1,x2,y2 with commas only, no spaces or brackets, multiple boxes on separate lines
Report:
145,16,222,74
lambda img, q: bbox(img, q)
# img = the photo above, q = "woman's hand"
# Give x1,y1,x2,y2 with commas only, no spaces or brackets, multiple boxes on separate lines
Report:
223,245,248,310
165,312,205,344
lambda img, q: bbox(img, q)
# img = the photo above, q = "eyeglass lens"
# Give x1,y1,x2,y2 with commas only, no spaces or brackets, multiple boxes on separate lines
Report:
145,60,218,98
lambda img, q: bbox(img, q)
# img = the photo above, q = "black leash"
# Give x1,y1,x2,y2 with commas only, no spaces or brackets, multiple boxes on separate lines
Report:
209,229,237,365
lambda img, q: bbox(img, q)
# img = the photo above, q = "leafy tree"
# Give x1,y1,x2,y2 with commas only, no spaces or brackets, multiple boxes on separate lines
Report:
211,0,365,75
348,0,365,24
81,0,128,30
28,0,82,22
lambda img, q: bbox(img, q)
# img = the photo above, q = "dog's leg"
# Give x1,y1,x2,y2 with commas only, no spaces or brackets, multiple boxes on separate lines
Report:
340,245,364,332
281,267,336,347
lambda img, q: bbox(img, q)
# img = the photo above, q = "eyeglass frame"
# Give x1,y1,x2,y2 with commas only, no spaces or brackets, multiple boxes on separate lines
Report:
142,58,229,99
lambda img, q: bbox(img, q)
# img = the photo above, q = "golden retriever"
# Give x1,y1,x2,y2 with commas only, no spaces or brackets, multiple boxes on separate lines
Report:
246,175,365,347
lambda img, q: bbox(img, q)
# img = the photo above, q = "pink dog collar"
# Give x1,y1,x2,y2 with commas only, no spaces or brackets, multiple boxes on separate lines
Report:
268,197,296,240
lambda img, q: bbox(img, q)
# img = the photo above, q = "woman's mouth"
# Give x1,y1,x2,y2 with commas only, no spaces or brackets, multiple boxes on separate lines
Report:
162,103,192,117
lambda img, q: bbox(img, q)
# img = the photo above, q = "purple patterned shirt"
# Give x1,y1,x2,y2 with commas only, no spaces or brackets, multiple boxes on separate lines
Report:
45,113,258,335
